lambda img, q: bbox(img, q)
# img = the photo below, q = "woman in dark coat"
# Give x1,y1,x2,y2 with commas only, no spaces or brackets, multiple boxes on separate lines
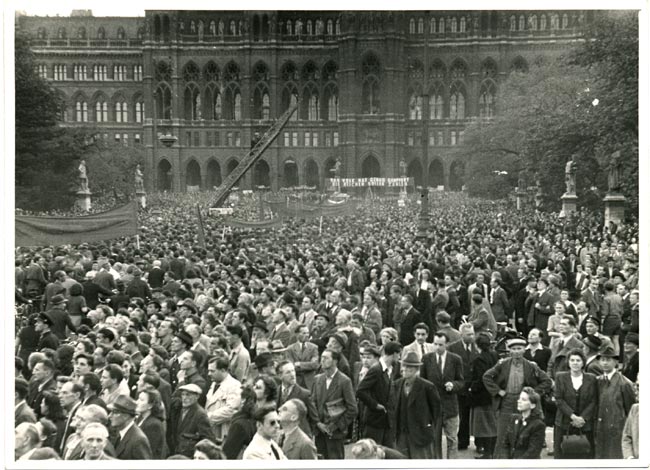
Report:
136,389,168,459
221,385,257,460
469,332,499,459
501,386,546,459
553,348,598,458
40,390,66,452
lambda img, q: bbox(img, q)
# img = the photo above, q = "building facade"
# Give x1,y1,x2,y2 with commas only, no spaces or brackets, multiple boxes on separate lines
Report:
17,10,593,192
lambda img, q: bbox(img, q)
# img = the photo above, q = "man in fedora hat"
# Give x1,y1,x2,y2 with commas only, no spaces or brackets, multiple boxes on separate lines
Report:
594,346,636,459
167,383,215,458
391,351,442,459
34,313,59,350
582,334,604,375
46,294,77,340
107,394,152,459
169,329,193,390
482,336,552,458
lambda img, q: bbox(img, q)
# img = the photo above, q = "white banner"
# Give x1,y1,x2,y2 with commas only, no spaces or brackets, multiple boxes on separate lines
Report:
326,177,413,188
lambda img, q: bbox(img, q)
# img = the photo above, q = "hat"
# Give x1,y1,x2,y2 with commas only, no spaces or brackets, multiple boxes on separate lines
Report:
597,346,618,359
383,341,402,356
37,312,54,326
331,332,348,348
624,333,639,346
178,383,203,395
506,337,527,348
584,315,601,327
254,352,273,369
400,351,422,367
361,344,381,358
182,300,198,313
108,395,137,416
147,300,161,309
50,294,67,305
315,313,330,322
15,377,29,396
175,330,193,348
252,321,269,333
582,334,603,352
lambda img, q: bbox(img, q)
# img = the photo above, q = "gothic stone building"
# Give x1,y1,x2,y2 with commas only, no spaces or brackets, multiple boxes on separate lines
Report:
17,10,593,192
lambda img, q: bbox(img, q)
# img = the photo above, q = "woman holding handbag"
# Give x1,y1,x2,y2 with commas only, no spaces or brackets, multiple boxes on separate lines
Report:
553,348,598,458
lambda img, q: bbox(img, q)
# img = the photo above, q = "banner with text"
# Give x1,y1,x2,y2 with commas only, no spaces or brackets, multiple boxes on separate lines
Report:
326,177,413,189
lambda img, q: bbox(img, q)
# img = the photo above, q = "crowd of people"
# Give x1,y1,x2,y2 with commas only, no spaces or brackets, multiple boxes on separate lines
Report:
14,190,640,460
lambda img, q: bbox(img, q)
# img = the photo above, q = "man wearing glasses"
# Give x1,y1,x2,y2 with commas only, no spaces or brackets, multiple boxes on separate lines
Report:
243,406,287,460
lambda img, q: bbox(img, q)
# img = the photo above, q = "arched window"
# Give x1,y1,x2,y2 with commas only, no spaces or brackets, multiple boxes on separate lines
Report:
97,26,106,39
511,57,529,73
510,15,516,31
184,84,201,120
58,27,67,39
286,20,293,35
95,99,108,122
361,54,381,114
519,15,525,31
438,17,445,33
262,93,270,120
115,100,128,122
451,17,458,33
327,19,333,35
409,18,415,34
190,21,196,33
135,101,145,123
182,62,200,83
209,20,216,35
307,20,313,35
562,14,569,29
37,27,47,39
450,60,467,80
449,83,465,119
301,84,319,121
418,18,424,34
551,14,559,29
530,14,538,30
75,100,88,122
481,59,497,79
77,27,87,39
335,18,340,35
429,60,446,81
408,90,423,120
429,83,444,120
117,27,125,39
204,62,219,83
253,85,270,120
430,17,436,33
479,81,497,118
460,17,466,32
540,15,547,30
324,84,338,121
154,84,172,119
224,84,241,121
230,20,237,35
282,85,299,121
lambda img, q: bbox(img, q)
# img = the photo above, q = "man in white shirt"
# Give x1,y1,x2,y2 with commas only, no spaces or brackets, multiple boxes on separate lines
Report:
226,325,251,382
243,406,287,460
205,355,241,443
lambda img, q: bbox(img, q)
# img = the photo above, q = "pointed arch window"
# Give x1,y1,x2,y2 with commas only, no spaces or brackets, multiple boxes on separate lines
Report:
95,100,108,122
449,84,465,120
76,101,88,122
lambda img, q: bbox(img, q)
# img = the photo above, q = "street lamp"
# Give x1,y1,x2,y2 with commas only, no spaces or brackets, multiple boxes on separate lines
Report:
416,16,431,241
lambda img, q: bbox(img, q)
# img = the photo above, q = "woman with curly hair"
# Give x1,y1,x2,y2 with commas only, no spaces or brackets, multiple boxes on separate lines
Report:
136,389,168,459
501,387,546,459
40,390,66,452
253,374,279,409
222,385,257,459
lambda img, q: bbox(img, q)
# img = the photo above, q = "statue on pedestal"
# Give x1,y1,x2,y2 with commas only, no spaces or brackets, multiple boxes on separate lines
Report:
564,154,577,195
78,159,89,191
517,171,526,191
607,150,623,193
135,164,144,193
333,157,342,178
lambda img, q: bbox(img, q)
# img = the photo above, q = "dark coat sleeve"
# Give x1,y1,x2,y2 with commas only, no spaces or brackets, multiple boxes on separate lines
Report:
520,419,546,459
356,365,382,410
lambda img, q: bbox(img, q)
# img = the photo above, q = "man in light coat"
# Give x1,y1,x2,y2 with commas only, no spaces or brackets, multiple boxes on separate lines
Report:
205,355,241,443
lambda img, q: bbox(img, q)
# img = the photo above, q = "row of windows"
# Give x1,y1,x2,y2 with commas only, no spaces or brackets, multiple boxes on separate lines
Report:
406,129,465,146
40,64,142,81
408,13,578,35
36,25,140,40
407,81,496,120
71,101,144,123
178,130,340,148
282,131,339,147
409,16,468,34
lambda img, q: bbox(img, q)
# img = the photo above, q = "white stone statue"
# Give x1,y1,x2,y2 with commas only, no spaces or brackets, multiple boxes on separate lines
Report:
78,159,89,191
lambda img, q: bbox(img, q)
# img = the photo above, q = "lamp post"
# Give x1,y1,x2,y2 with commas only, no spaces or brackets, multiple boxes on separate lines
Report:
416,16,431,241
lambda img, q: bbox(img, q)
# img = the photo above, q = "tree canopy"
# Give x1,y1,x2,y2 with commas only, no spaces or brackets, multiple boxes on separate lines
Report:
454,11,638,214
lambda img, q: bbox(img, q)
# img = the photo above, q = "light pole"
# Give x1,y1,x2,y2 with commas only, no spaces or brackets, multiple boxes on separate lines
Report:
416,15,430,241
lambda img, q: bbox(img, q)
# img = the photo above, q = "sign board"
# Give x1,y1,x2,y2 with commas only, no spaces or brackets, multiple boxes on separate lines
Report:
209,208,234,216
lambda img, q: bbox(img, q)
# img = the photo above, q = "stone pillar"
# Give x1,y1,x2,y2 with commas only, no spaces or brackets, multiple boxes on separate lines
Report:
76,190,91,211
136,190,147,209
561,193,578,215
516,190,526,210
603,193,626,227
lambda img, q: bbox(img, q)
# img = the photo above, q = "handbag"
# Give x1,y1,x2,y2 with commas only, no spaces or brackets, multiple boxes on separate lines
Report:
560,428,591,459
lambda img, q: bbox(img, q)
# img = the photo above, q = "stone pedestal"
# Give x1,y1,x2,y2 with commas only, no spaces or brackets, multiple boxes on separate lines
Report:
561,193,578,215
603,193,626,227
136,190,147,209
75,190,91,211
534,189,545,210
516,191,526,210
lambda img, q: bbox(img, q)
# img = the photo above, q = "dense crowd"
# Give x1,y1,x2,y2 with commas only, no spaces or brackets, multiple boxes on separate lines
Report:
14,190,640,460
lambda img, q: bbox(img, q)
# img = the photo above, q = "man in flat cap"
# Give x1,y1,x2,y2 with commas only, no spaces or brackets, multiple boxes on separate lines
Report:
167,383,215,458
107,395,152,459
46,294,77,340
482,336,552,458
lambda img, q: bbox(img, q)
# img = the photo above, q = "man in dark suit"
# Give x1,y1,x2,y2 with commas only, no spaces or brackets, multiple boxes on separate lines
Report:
310,349,357,460
94,262,116,292
27,358,56,418
277,360,318,437
286,325,320,390
398,294,421,346
581,278,602,318
345,259,366,295
391,351,442,459
125,269,151,301
356,341,402,447
489,278,511,323
547,316,584,379
82,272,114,309
447,324,479,451
146,260,165,289
58,381,84,456
107,395,152,459
166,384,215,457
15,378,36,426
420,331,465,459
